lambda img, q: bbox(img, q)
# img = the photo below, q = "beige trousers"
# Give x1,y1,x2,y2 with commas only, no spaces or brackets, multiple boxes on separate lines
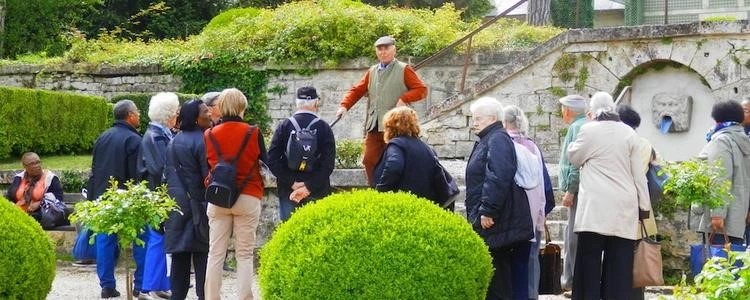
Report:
204,194,261,300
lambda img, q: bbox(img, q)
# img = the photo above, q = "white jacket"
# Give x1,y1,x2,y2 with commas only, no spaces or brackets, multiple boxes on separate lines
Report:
567,121,651,240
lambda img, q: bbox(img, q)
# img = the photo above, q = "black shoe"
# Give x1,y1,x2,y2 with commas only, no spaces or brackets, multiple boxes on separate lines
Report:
101,288,121,298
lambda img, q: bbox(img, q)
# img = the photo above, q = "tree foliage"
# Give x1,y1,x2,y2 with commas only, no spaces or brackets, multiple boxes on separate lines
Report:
236,0,493,20
1,0,99,58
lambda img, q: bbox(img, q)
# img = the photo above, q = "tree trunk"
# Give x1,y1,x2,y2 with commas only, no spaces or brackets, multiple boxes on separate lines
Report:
0,0,6,58
527,0,551,26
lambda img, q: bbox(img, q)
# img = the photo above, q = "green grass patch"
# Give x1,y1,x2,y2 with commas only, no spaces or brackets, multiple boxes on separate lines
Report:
0,155,91,171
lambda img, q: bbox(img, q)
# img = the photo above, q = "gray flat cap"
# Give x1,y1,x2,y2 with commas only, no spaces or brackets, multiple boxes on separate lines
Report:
374,36,396,47
558,94,587,109
201,92,221,106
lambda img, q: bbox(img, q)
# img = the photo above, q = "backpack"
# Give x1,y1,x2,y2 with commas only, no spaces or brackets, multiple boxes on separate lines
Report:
646,149,668,207
205,127,255,208
286,116,320,172
513,142,541,190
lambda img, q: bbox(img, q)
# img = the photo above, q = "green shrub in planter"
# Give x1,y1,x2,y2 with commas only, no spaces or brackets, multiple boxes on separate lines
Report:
0,198,56,299
259,190,492,299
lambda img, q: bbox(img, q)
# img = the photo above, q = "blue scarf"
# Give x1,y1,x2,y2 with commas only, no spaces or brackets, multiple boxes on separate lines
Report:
706,121,739,142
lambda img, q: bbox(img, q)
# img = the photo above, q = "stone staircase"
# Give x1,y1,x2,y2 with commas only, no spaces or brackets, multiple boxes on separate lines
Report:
442,160,569,248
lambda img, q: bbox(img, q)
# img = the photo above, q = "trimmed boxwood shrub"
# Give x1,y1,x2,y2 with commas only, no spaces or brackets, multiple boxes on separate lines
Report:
0,197,56,299
0,86,112,159
259,190,492,299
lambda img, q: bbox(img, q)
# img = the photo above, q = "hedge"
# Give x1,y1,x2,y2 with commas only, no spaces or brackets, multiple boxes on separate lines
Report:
0,87,112,159
259,190,493,299
0,198,56,299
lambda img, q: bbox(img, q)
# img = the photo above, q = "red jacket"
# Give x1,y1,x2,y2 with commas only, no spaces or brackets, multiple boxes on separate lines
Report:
204,118,266,199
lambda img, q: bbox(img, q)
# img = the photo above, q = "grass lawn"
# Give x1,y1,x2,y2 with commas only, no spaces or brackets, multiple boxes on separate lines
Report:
0,155,92,171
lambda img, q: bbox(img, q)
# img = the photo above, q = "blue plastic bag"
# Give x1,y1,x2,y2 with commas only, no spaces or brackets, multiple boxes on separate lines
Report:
690,242,746,277
72,226,97,260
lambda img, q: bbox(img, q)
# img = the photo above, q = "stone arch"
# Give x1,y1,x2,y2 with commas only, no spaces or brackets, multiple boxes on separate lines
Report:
615,59,716,162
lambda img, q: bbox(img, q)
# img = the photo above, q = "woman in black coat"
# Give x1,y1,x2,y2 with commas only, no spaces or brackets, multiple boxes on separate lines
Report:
466,97,533,300
164,100,212,300
373,107,441,205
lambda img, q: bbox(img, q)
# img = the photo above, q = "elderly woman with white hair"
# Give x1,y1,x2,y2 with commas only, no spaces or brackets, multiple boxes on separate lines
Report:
466,97,534,300
503,105,555,300
566,91,651,299
139,92,180,299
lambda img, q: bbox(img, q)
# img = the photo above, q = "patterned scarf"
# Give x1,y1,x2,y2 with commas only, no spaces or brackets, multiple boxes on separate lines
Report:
706,121,740,142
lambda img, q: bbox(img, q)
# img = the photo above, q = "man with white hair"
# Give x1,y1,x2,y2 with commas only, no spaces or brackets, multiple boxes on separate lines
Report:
267,86,336,221
557,94,588,293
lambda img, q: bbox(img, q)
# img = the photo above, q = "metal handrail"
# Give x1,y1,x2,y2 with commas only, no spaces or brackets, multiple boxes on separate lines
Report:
413,0,528,71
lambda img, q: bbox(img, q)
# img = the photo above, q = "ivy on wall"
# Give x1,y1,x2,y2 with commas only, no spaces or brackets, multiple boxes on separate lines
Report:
165,53,278,132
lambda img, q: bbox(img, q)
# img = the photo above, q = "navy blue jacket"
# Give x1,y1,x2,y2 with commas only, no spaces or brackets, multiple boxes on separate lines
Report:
138,123,172,190
373,136,440,204
267,111,336,201
87,121,142,200
164,130,209,253
465,122,533,249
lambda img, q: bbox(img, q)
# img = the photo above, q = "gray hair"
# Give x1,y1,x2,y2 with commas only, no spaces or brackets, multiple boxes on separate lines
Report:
589,91,615,118
469,97,504,121
113,99,137,121
295,99,317,109
148,92,180,125
502,105,529,134
201,92,221,106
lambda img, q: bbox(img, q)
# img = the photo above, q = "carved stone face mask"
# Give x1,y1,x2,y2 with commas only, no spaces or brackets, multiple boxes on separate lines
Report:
652,93,692,133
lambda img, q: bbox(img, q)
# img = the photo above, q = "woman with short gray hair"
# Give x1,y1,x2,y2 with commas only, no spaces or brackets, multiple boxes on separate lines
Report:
466,97,533,300
503,105,555,300
139,92,180,299
566,91,651,299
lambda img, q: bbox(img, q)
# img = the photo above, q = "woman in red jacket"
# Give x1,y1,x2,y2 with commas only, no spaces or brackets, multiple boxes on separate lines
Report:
203,88,267,300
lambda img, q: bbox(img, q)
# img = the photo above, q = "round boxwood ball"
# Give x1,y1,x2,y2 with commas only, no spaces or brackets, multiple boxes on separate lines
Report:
0,198,56,299
259,190,492,300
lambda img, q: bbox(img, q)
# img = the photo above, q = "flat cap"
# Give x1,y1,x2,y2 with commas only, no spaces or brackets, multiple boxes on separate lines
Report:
374,36,396,47
558,94,587,109
201,92,221,106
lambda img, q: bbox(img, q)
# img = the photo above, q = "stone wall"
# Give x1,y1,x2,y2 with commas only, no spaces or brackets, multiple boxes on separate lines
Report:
1,22,749,164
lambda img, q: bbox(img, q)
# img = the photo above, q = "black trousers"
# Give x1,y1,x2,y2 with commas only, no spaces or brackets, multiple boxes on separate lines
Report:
170,252,208,300
487,241,531,300
572,232,635,300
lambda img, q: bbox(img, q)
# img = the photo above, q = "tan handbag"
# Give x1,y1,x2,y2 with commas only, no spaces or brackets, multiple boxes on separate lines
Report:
633,221,664,287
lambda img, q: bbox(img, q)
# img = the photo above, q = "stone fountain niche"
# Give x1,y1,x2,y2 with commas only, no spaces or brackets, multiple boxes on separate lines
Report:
651,93,693,133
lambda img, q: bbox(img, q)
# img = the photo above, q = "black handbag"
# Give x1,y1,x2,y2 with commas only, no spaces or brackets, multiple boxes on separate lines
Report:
40,194,68,229
538,224,563,295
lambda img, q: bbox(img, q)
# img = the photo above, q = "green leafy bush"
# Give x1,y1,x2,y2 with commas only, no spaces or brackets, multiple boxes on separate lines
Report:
0,86,112,159
675,251,750,299
70,179,179,248
335,139,363,169
110,92,200,132
60,169,88,194
0,198,56,299
656,159,732,219
259,190,492,299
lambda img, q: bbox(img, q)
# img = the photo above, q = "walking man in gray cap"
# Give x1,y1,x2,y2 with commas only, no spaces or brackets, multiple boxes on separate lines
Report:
336,35,427,184
558,94,588,295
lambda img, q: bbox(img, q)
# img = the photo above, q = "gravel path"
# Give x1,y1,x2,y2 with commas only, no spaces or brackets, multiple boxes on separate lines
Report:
50,262,671,300
50,263,259,299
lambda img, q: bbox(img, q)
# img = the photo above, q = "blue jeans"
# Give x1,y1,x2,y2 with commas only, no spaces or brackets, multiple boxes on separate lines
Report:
96,232,147,290
278,191,299,222
142,227,170,291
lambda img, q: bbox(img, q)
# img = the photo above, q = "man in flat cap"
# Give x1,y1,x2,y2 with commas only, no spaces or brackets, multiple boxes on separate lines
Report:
268,86,335,221
201,92,222,125
557,94,588,294
335,35,427,184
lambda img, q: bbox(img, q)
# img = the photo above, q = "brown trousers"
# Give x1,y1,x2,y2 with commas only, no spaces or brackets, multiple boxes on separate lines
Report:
363,131,386,185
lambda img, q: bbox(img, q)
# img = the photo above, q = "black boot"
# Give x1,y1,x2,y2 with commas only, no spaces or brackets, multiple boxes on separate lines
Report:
101,287,121,298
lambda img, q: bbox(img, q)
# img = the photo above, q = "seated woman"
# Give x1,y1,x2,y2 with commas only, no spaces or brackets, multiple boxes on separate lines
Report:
5,152,65,226
373,106,441,205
